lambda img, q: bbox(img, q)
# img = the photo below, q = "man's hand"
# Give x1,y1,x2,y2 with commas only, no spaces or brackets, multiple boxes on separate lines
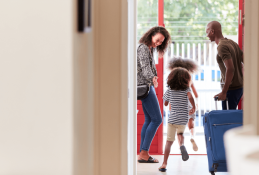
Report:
214,91,227,101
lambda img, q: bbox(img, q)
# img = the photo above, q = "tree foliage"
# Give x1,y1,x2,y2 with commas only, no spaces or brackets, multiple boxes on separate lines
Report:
137,0,239,44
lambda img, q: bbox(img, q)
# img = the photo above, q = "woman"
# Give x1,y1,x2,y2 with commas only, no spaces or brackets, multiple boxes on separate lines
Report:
137,26,171,163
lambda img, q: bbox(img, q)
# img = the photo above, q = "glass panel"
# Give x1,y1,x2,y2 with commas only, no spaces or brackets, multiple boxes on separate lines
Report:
212,70,215,81
195,74,198,80
201,69,204,81
217,70,221,82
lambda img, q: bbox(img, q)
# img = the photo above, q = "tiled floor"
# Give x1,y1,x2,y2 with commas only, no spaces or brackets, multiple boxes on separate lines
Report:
137,155,229,175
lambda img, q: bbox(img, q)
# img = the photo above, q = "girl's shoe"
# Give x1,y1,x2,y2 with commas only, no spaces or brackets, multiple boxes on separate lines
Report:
158,167,167,172
190,138,198,151
180,145,189,161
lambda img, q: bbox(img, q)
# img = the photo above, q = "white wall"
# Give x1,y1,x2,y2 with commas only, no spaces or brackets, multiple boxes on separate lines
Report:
0,0,129,174
0,1,73,174
128,0,137,174
243,0,259,132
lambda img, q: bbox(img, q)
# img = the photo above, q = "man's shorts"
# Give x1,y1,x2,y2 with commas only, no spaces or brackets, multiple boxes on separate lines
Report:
167,123,186,141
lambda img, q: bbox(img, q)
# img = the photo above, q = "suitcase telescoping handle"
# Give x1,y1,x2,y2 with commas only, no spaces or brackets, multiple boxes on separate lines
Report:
214,96,229,110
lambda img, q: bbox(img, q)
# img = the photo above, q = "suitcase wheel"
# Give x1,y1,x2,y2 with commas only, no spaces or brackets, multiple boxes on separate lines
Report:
210,171,215,175
213,163,218,172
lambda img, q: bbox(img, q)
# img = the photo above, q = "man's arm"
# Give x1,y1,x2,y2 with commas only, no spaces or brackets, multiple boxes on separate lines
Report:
214,58,235,100
222,58,235,94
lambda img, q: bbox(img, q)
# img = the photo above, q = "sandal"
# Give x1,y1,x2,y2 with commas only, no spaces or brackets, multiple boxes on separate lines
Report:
190,138,198,151
138,156,159,163
158,166,167,172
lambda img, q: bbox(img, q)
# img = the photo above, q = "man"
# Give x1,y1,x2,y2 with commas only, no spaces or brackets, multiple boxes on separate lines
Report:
206,21,243,110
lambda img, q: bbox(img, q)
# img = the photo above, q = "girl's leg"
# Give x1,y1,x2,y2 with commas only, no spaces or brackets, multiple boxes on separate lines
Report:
160,141,173,168
176,125,189,161
178,133,189,161
177,133,184,146
177,124,187,147
177,133,181,147
160,123,176,169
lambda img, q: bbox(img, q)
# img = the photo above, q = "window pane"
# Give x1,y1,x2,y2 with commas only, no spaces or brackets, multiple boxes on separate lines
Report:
217,70,221,82
212,70,215,81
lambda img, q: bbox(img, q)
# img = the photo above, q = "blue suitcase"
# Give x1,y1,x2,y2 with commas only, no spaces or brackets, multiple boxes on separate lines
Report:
203,98,243,175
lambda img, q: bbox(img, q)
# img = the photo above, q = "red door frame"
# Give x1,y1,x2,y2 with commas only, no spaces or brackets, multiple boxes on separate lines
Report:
156,0,164,154
137,0,164,155
238,0,244,109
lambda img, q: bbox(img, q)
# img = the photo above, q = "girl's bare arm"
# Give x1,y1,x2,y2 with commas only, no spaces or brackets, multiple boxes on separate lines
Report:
191,83,198,98
187,92,196,115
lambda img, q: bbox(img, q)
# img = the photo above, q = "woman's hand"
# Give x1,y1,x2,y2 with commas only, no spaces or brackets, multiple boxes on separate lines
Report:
153,76,158,88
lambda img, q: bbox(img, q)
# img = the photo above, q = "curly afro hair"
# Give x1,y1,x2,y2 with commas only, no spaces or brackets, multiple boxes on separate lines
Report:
167,67,191,90
168,56,199,74
139,26,171,57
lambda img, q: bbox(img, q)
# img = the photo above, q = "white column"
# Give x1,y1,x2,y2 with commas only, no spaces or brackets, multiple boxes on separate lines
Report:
193,43,196,81
176,43,179,56
187,43,190,59
198,43,201,81
171,43,174,58
182,43,185,58
214,43,217,82
193,43,196,62
209,43,212,83
204,43,207,66
198,94,201,127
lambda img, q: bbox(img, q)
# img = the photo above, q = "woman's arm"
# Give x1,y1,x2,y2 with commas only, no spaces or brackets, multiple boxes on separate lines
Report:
138,45,155,81
164,101,169,106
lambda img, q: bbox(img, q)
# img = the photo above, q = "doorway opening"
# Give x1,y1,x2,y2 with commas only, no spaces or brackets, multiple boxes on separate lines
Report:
136,0,240,156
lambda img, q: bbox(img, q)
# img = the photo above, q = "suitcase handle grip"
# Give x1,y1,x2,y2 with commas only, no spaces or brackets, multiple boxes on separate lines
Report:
214,96,229,110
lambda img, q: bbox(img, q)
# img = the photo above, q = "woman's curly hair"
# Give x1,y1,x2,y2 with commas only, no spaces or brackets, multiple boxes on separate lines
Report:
168,56,199,74
139,26,171,56
167,67,191,90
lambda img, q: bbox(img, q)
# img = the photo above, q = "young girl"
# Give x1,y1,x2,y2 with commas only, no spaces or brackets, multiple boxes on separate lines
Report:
159,67,196,172
168,56,199,152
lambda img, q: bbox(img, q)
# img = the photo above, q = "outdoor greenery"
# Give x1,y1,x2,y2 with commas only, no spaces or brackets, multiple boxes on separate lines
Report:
137,0,239,43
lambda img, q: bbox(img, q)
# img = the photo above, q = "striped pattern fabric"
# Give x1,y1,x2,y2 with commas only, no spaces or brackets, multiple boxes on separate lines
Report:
163,88,191,125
